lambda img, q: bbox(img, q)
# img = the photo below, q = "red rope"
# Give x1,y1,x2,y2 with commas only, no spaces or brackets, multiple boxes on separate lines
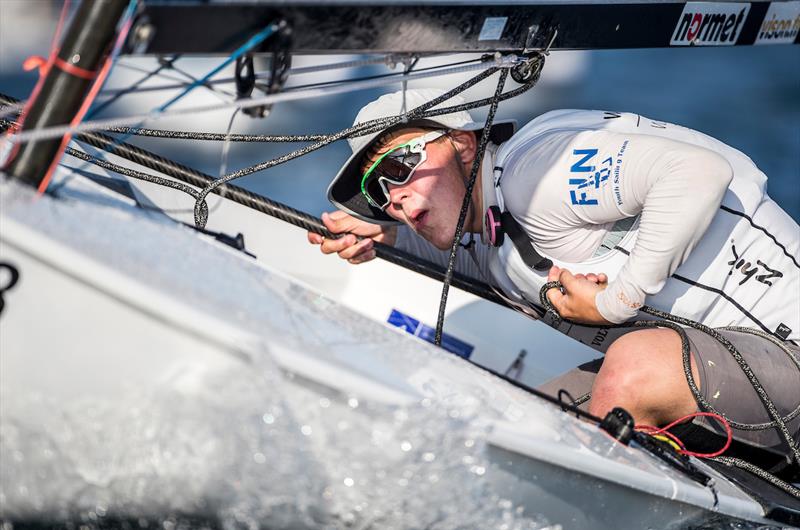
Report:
53,56,98,80
637,411,733,459
37,12,135,193
2,0,71,164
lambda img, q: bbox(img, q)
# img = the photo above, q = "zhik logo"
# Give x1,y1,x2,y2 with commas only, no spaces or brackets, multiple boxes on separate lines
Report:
671,2,751,46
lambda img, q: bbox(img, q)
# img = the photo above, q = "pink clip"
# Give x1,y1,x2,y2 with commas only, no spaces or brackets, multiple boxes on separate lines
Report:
485,206,504,247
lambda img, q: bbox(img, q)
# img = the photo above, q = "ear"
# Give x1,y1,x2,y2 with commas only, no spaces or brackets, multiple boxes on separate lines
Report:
448,130,478,168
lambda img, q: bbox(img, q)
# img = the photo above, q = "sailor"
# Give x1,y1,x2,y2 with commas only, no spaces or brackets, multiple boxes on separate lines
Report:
310,88,800,475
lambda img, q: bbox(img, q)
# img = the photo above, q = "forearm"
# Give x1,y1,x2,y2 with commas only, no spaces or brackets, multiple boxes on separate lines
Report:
596,143,733,322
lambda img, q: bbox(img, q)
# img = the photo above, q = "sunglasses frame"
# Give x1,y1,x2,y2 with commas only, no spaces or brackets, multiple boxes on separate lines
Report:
360,129,449,210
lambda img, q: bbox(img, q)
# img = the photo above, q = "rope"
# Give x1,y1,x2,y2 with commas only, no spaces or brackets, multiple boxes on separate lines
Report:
710,456,800,499
190,59,539,227
97,54,405,97
539,281,800,487
5,55,522,146
62,145,209,221
434,70,507,346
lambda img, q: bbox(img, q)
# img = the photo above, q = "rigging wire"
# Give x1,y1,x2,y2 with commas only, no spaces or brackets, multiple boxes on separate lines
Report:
87,56,181,117
95,53,455,97
5,54,522,147
189,60,535,228
270,56,484,96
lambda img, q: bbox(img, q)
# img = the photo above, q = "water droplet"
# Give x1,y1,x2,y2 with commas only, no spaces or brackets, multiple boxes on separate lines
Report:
343,477,354,487
462,455,475,465
400,441,412,452
422,452,435,462
421,398,432,407
448,409,461,418
464,439,475,448
319,398,331,408
253,452,266,464
397,478,408,487
301,425,312,436
428,474,439,483
347,397,359,408
472,465,486,476
262,414,275,425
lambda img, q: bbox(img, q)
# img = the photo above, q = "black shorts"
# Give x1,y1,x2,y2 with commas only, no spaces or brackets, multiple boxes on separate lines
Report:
537,327,800,469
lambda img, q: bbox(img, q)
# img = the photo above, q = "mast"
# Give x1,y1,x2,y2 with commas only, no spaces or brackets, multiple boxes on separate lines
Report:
3,0,128,188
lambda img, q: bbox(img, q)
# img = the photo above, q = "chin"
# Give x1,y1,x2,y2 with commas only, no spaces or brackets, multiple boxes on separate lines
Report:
430,236,452,251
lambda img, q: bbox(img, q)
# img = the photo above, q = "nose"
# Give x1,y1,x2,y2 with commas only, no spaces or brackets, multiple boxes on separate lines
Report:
387,182,410,208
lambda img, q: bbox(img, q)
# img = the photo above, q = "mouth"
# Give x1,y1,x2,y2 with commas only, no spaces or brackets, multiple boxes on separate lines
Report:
409,209,428,230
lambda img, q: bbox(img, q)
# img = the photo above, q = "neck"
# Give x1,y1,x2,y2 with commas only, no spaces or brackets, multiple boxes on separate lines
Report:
468,169,484,233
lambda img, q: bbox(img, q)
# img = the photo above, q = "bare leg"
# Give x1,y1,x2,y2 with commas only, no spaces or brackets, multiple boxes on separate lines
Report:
588,328,701,427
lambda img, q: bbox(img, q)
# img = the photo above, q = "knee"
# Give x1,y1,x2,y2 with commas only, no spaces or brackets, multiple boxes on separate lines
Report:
589,329,681,417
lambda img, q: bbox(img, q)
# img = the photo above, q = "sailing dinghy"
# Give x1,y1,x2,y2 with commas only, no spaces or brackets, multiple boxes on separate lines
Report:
1,0,798,527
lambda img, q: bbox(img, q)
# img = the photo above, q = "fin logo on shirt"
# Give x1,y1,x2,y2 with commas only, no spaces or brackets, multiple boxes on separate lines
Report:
568,148,612,206
670,2,750,46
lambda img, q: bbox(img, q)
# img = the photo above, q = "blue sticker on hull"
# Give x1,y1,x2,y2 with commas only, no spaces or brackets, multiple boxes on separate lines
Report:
387,309,474,359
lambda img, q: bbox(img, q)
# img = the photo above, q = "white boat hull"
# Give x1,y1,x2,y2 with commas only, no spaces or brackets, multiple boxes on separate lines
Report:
0,172,778,527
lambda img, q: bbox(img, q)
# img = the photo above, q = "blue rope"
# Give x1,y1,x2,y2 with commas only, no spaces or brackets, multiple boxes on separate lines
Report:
58,23,278,192
156,24,278,112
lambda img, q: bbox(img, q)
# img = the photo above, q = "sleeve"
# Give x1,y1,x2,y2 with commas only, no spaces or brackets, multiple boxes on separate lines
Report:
590,134,734,323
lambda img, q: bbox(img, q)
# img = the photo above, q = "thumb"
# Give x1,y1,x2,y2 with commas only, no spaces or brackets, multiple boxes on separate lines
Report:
547,265,561,283
322,211,358,235
558,269,579,293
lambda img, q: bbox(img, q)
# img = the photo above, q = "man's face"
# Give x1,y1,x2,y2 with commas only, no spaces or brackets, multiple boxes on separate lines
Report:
362,128,473,250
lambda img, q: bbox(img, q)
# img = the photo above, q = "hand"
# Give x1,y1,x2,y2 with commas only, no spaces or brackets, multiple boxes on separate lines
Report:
307,210,397,264
545,265,612,325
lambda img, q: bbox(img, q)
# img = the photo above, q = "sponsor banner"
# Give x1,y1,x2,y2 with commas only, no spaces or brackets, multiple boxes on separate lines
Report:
755,1,800,44
671,2,751,46
387,309,474,359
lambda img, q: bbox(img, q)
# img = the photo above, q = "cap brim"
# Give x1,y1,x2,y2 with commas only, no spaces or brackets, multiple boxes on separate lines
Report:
327,119,517,225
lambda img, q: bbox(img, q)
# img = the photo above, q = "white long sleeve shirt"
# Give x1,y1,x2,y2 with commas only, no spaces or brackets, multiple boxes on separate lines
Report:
396,110,800,343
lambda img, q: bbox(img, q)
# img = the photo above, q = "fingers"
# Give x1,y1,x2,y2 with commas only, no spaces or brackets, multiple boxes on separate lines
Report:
559,270,609,285
547,265,561,283
545,265,565,309
318,233,356,255
308,231,376,264
337,236,374,262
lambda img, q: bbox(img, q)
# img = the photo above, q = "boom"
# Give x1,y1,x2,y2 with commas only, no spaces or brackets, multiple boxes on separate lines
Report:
123,0,800,55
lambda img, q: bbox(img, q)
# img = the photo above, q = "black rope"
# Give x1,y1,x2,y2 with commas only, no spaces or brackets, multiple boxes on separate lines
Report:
103,127,328,142
190,60,540,227
539,280,800,495
710,456,800,499
434,69,507,346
